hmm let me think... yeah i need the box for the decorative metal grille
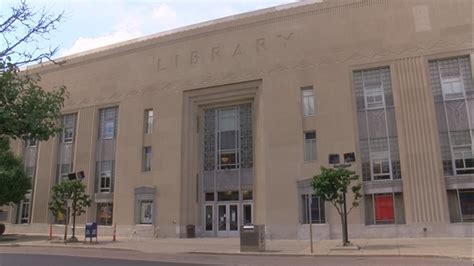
[203,109,216,171]
[240,103,253,169]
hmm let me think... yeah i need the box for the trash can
[85,222,98,243]
[240,224,265,252]
[186,224,195,238]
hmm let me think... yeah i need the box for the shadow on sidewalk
[362,244,410,250]
[0,234,49,243]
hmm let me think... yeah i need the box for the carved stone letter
[232,44,243,57]
[256,38,266,53]
[276,32,294,47]
[191,51,199,65]
[211,47,220,61]
[157,58,166,72]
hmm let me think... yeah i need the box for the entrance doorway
[217,203,239,237]
[204,201,253,237]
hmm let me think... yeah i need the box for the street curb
[0,243,135,253]
[186,251,473,260]
[1,243,471,260]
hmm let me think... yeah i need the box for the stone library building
[1,0,472,239]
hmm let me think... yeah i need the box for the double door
[205,202,253,237]
[217,203,239,237]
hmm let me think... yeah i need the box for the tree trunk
[72,201,76,239]
[63,208,68,241]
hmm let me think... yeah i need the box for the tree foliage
[0,138,30,206]
[0,62,66,141]
[312,166,362,217]
[49,180,92,219]
[0,1,66,206]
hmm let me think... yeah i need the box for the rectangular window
[18,195,31,224]
[459,190,474,222]
[301,87,315,116]
[99,107,118,140]
[96,203,113,226]
[429,56,473,176]
[301,194,325,224]
[304,131,317,161]
[58,163,71,181]
[354,67,402,182]
[452,146,474,174]
[217,107,240,169]
[365,193,405,225]
[139,200,153,224]
[447,189,474,222]
[370,152,391,180]
[142,146,152,172]
[205,192,214,201]
[98,161,112,193]
[217,191,239,201]
[144,109,154,134]
[61,113,76,143]
[365,84,384,109]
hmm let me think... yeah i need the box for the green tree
[312,166,362,246]
[0,138,30,206]
[49,180,91,241]
[0,1,66,213]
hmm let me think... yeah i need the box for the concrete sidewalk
[0,235,472,260]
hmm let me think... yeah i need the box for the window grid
[217,107,240,170]
[143,146,152,172]
[304,132,317,161]
[354,67,401,181]
[301,87,315,116]
[99,107,118,140]
[429,56,474,176]
[301,194,325,224]
[144,109,154,134]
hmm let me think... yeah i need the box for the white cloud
[152,4,177,21]
[60,17,142,57]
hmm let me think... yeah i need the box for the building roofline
[25,0,325,72]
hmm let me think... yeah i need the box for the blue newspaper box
[85,222,97,243]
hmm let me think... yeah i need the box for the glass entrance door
[217,203,239,237]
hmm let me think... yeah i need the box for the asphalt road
[0,247,471,266]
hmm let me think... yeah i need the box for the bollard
[113,223,116,242]
[48,224,52,240]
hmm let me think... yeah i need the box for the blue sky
[1,0,297,59]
